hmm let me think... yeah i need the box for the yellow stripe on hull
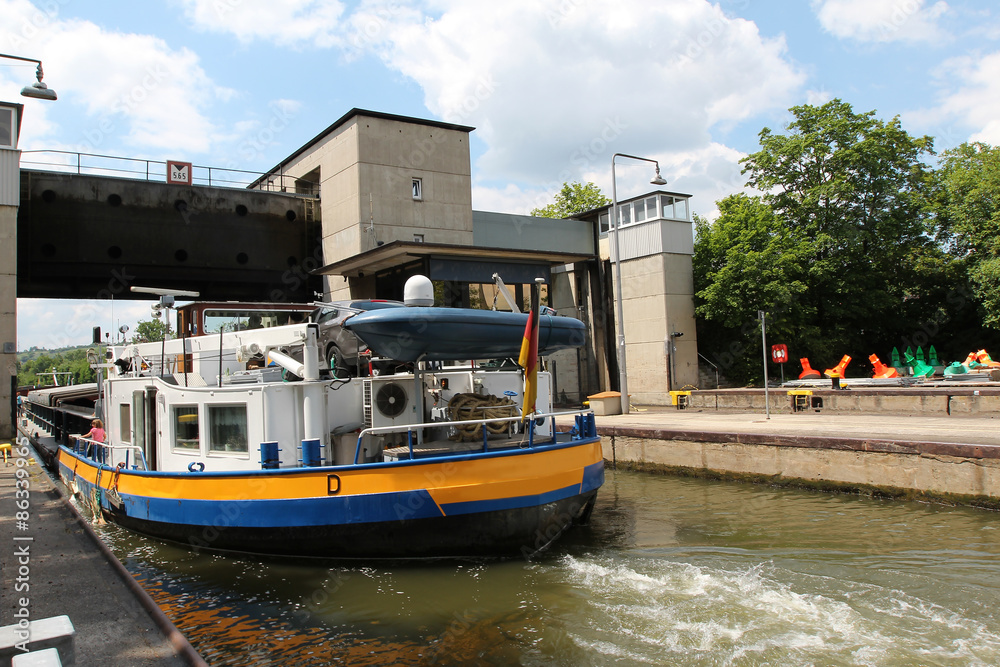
[58,441,604,503]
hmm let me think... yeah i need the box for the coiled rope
[448,392,518,441]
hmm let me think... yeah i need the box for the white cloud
[180,0,348,49]
[16,298,157,350]
[0,0,228,155]
[472,182,550,217]
[167,0,809,212]
[805,88,834,106]
[908,50,1000,146]
[472,142,751,221]
[354,0,804,190]
[812,0,949,43]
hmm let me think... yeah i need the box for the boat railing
[71,436,149,471]
[354,408,598,464]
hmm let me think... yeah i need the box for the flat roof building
[254,108,698,404]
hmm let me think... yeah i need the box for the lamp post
[610,153,667,415]
[0,53,58,100]
[1,52,55,440]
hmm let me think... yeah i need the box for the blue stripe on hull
[441,484,580,516]
[60,460,597,529]
[582,460,605,493]
[441,461,603,517]
[58,445,605,558]
[121,489,445,527]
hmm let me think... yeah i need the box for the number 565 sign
[167,160,192,185]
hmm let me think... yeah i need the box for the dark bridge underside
[17,171,323,302]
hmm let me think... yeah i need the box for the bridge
[17,151,323,302]
[3,151,324,439]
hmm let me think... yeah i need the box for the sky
[4,0,1000,350]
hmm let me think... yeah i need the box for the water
[93,471,1000,665]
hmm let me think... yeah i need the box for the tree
[695,100,958,383]
[931,142,1000,327]
[16,348,96,387]
[693,195,815,382]
[131,318,169,343]
[531,181,610,218]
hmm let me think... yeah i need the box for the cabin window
[0,108,13,148]
[132,391,145,452]
[208,405,248,453]
[119,404,131,443]
[173,406,200,450]
[660,195,674,219]
[645,196,658,219]
[633,198,647,222]
[618,204,632,226]
[674,197,688,220]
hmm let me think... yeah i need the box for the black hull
[106,491,599,560]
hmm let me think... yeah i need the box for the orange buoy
[975,349,1000,368]
[824,355,852,378]
[798,357,821,379]
[869,354,899,379]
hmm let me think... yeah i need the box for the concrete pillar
[0,156,17,441]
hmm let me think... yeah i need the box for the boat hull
[107,492,597,559]
[343,307,587,362]
[58,439,604,559]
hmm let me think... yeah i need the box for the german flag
[518,281,541,418]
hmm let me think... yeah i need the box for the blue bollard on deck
[259,441,280,469]
[300,438,322,467]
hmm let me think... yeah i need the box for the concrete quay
[685,384,1000,415]
[596,407,1000,507]
[0,442,205,666]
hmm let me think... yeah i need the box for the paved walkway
[595,406,1000,448]
[0,442,201,666]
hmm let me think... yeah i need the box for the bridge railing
[19,150,319,196]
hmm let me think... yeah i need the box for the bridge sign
[167,160,192,185]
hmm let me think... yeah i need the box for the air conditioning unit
[363,377,418,429]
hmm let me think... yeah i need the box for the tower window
[412,178,423,200]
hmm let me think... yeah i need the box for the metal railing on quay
[19,150,319,196]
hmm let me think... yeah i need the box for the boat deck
[382,433,556,461]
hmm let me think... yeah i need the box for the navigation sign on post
[771,343,788,364]
[167,160,192,185]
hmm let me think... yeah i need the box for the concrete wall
[273,113,474,300]
[548,268,582,404]
[1,145,17,439]
[603,435,1000,504]
[615,252,699,404]
[686,388,1000,415]
[1,204,13,439]
[18,171,320,302]
[546,264,606,405]
[473,211,594,255]
[357,117,473,251]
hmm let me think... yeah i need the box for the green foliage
[16,347,96,388]
[693,195,815,382]
[131,318,169,343]
[694,99,985,384]
[531,182,610,218]
[932,142,1000,327]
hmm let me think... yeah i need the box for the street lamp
[610,153,668,415]
[0,53,58,100]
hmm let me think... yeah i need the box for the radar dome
[403,275,434,307]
